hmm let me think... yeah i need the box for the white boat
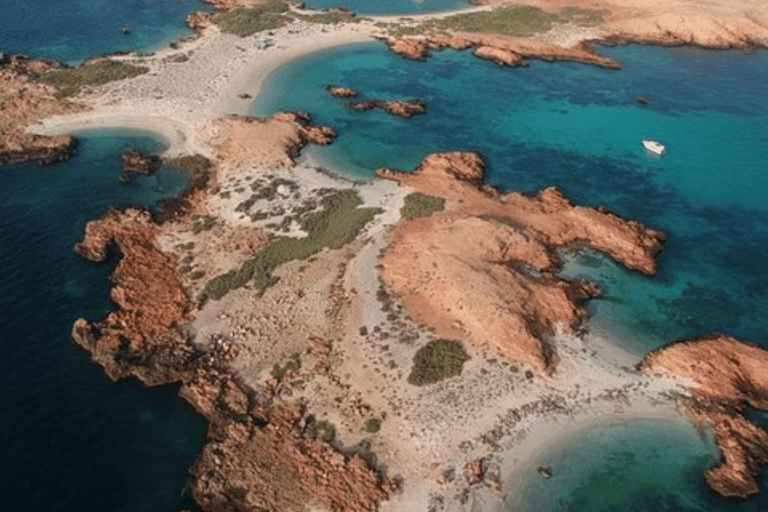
[642,139,666,155]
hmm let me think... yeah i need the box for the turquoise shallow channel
[252,42,768,510]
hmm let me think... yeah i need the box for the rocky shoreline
[639,335,768,498]
[0,54,86,165]
[377,152,663,375]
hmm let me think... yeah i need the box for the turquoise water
[505,419,728,512]
[0,133,207,511]
[252,43,768,355]
[252,42,768,510]
[303,0,470,15]
[0,0,209,64]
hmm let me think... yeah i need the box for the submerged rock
[121,148,161,175]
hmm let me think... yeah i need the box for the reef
[377,152,663,375]
[0,54,85,164]
[639,335,768,498]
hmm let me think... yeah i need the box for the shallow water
[504,419,728,512]
[0,133,207,511]
[252,42,768,355]
[0,0,208,64]
[252,42,768,510]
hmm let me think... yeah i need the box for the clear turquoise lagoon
[252,42,768,510]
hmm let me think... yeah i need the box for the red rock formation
[214,113,336,168]
[71,205,396,512]
[327,85,359,98]
[186,11,212,30]
[379,34,619,69]
[639,335,768,497]
[190,402,397,512]
[349,99,427,118]
[378,152,661,375]
[0,54,86,164]
[71,208,193,383]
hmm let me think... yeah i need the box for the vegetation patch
[426,6,559,36]
[294,11,359,25]
[192,215,217,235]
[303,415,336,443]
[199,189,380,301]
[400,192,445,219]
[559,7,604,26]
[389,5,601,38]
[212,1,291,36]
[42,60,149,98]
[271,352,301,379]
[364,418,382,433]
[408,339,470,386]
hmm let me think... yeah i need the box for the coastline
[6,1,768,511]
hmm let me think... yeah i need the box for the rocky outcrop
[186,11,212,30]
[639,335,768,498]
[0,54,86,165]
[378,152,663,375]
[214,112,336,168]
[191,401,397,512]
[71,205,396,511]
[121,148,161,175]
[379,34,619,69]
[327,85,359,98]
[72,208,193,383]
[349,99,427,118]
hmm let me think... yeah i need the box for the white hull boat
[642,139,666,155]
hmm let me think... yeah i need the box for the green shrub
[213,2,291,36]
[364,418,382,433]
[189,270,206,280]
[42,60,149,98]
[199,189,380,301]
[192,215,216,234]
[303,415,336,443]
[400,193,445,219]
[408,339,470,386]
[294,11,359,25]
[390,5,565,39]
[271,352,301,379]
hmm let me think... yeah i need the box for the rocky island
[4,0,768,510]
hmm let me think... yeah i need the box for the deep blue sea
[0,133,207,511]
[252,43,768,510]
[3,0,768,510]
